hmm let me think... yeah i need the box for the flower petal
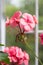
[33,15,38,24]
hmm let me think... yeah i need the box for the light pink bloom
[6,11,38,32]
[20,13,38,32]
[4,47,9,54]
[6,11,22,27]
[23,51,29,65]
[33,15,38,24]
[4,46,29,65]
[23,51,29,60]
[16,47,24,59]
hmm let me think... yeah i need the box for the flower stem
[24,40,43,65]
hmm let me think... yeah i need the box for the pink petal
[20,18,35,32]
[23,51,29,60]
[10,19,18,27]
[24,25,31,32]
[21,13,36,32]
[4,47,9,53]
[20,18,27,26]
[16,47,24,59]
[12,57,17,62]
[18,59,23,64]
[6,11,22,28]
[28,21,35,29]
[11,11,22,19]
[22,13,34,23]
[33,15,38,24]
[24,60,29,65]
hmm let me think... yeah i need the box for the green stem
[24,40,43,65]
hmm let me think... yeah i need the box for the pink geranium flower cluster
[4,46,29,65]
[6,11,38,32]
[39,33,43,45]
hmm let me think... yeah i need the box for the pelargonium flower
[4,46,29,65]
[39,33,43,45]
[6,11,38,32]
[6,11,22,27]
[19,13,38,32]
[23,51,29,65]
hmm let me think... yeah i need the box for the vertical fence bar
[0,0,2,51]
[0,0,6,51]
[1,18,6,51]
[35,0,39,65]
[0,1,1,44]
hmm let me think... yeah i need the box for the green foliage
[20,0,35,14]
[5,5,19,18]
[39,16,43,30]
[6,26,26,50]
[0,44,4,46]
[39,0,43,16]
[0,52,10,64]
[20,0,43,16]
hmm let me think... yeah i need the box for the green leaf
[0,44,4,46]
[0,52,10,64]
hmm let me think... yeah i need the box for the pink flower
[23,51,29,60]
[19,13,38,32]
[6,11,38,32]
[33,15,38,24]
[39,33,43,45]
[4,46,29,65]
[17,51,29,65]
[23,51,29,65]
[6,11,22,27]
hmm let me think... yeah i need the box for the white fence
[0,0,6,51]
[0,0,43,65]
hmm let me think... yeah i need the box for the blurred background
[0,0,43,65]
